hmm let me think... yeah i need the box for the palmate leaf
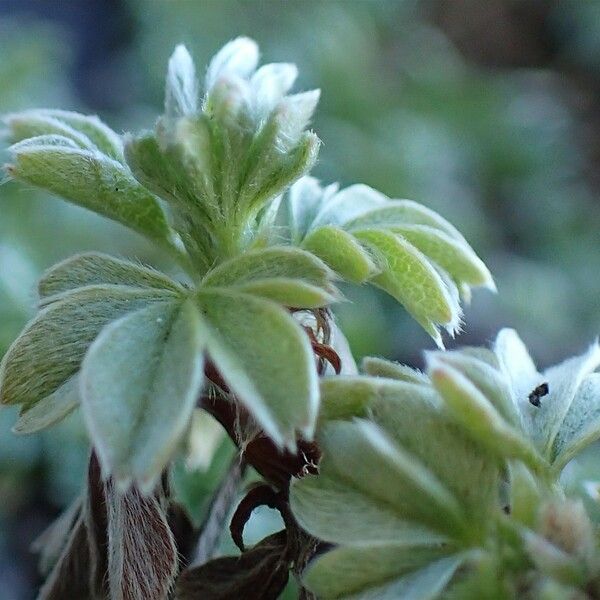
[0,285,178,409]
[286,177,494,347]
[202,246,339,308]
[196,288,319,448]
[81,300,204,490]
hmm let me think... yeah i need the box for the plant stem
[190,453,247,566]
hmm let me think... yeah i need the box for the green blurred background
[1,1,600,597]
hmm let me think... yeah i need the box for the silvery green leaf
[38,252,183,301]
[273,90,320,152]
[5,111,96,150]
[311,184,388,230]
[551,373,600,471]
[288,176,338,243]
[310,420,466,537]
[361,356,430,385]
[13,375,79,435]
[394,224,495,290]
[303,544,462,600]
[318,376,392,422]
[0,285,174,408]
[291,454,448,546]
[531,340,600,463]
[250,62,298,121]
[9,134,80,151]
[427,354,542,470]
[494,328,541,411]
[81,300,204,489]
[233,278,338,308]
[196,288,318,448]
[6,109,124,160]
[368,384,499,529]
[427,350,519,427]
[354,229,460,347]
[330,320,358,375]
[302,225,378,283]
[7,144,177,249]
[165,45,198,119]
[205,37,259,92]
[202,246,334,289]
[345,199,466,242]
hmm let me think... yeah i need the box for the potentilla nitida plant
[2,38,600,600]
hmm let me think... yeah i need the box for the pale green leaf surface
[361,357,430,386]
[196,288,318,447]
[38,252,183,300]
[428,357,541,470]
[288,176,336,242]
[81,300,204,489]
[311,184,388,230]
[304,544,460,600]
[13,375,80,435]
[531,341,600,460]
[392,224,495,289]
[291,463,447,546]
[427,351,519,427]
[234,278,338,308]
[205,36,259,91]
[315,420,466,537]
[551,373,600,471]
[353,229,459,345]
[202,246,334,289]
[0,286,173,407]
[368,388,499,529]
[345,200,466,242]
[6,109,124,160]
[509,461,542,526]
[8,146,175,247]
[302,225,378,283]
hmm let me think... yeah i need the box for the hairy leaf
[197,288,318,448]
[13,375,79,434]
[7,144,176,249]
[354,229,460,347]
[39,252,182,301]
[81,300,204,489]
[361,357,430,385]
[302,225,378,283]
[303,544,462,600]
[165,45,198,119]
[0,286,174,407]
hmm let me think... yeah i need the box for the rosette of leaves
[286,176,495,348]
[0,38,496,599]
[291,330,600,599]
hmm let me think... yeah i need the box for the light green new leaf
[288,177,337,243]
[427,356,542,472]
[13,375,80,435]
[302,225,378,283]
[233,278,337,308]
[361,357,430,386]
[354,229,460,347]
[38,252,183,301]
[6,109,124,160]
[303,544,462,600]
[532,340,600,462]
[0,286,175,408]
[310,420,466,537]
[345,200,466,241]
[551,374,600,471]
[202,246,334,288]
[291,455,447,546]
[7,145,176,249]
[393,224,495,290]
[196,288,318,447]
[81,300,204,489]
[165,45,199,119]
[367,385,499,531]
